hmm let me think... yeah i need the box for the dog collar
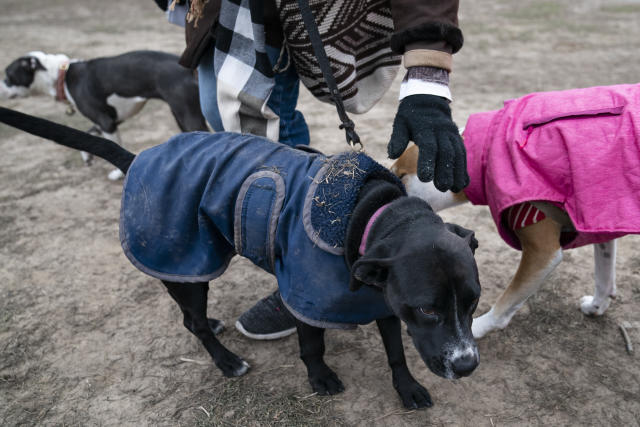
[358,203,391,255]
[55,62,69,102]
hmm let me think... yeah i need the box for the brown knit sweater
[179,0,462,69]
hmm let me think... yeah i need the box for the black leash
[295,0,363,150]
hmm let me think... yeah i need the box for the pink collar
[358,203,391,255]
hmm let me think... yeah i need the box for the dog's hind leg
[73,98,126,179]
[162,281,249,377]
[169,105,209,132]
[294,319,344,395]
[376,316,432,409]
[472,218,563,339]
[162,81,209,132]
[81,125,103,165]
[580,240,617,316]
[96,129,127,180]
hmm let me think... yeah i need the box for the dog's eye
[418,307,440,321]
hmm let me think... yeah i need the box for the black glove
[388,94,469,193]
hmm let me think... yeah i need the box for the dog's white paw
[472,310,499,339]
[108,169,124,181]
[80,151,93,166]
[580,295,610,316]
[233,360,250,377]
[472,308,513,339]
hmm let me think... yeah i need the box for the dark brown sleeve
[389,0,463,54]
[178,0,221,69]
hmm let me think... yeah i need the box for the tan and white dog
[392,144,617,339]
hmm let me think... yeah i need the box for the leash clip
[339,120,363,152]
[349,140,364,152]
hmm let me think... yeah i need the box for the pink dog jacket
[463,84,640,250]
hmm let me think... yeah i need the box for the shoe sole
[235,320,297,340]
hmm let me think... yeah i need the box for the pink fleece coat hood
[462,83,640,250]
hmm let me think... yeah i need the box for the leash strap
[295,0,362,150]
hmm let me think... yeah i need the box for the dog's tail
[0,107,135,173]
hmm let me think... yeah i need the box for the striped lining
[505,202,546,230]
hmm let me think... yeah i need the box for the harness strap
[295,0,362,150]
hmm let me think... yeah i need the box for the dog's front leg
[473,218,563,338]
[162,281,249,377]
[376,316,432,409]
[81,125,102,165]
[97,128,125,180]
[581,240,617,316]
[295,319,344,395]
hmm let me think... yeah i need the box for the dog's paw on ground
[108,168,124,180]
[308,367,345,395]
[472,310,500,339]
[395,379,433,409]
[215,351,250,377]
[579,295,610,316]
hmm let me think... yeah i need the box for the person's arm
[179,0,221,69]
[387,0,468,192]
[390,0,462,75]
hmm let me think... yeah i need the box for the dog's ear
[350,258,391,291]
[349,242,394,291]
[28,57,45,71]
[445,223,479,254]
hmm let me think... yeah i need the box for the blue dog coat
[120,132,403,328]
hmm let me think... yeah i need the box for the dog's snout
[451,350,479,377]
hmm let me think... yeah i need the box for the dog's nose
[451,352,479,377]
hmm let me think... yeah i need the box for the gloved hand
[388,94,469,192]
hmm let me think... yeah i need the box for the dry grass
[187,378,345,426]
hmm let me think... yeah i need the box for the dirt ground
[1,0,639,425]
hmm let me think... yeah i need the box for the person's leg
[197,48,225,132]
[197,45,309,147]
[264,45,310,146]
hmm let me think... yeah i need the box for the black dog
[1,50,208,179]
[0,107,481,409]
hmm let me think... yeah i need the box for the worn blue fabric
[120,132,400,328]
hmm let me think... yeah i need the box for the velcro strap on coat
[234,171,285,273]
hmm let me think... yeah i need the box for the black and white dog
[1,50,208,179]
[0,107,482,410]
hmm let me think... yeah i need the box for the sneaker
[235,290,297,340]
